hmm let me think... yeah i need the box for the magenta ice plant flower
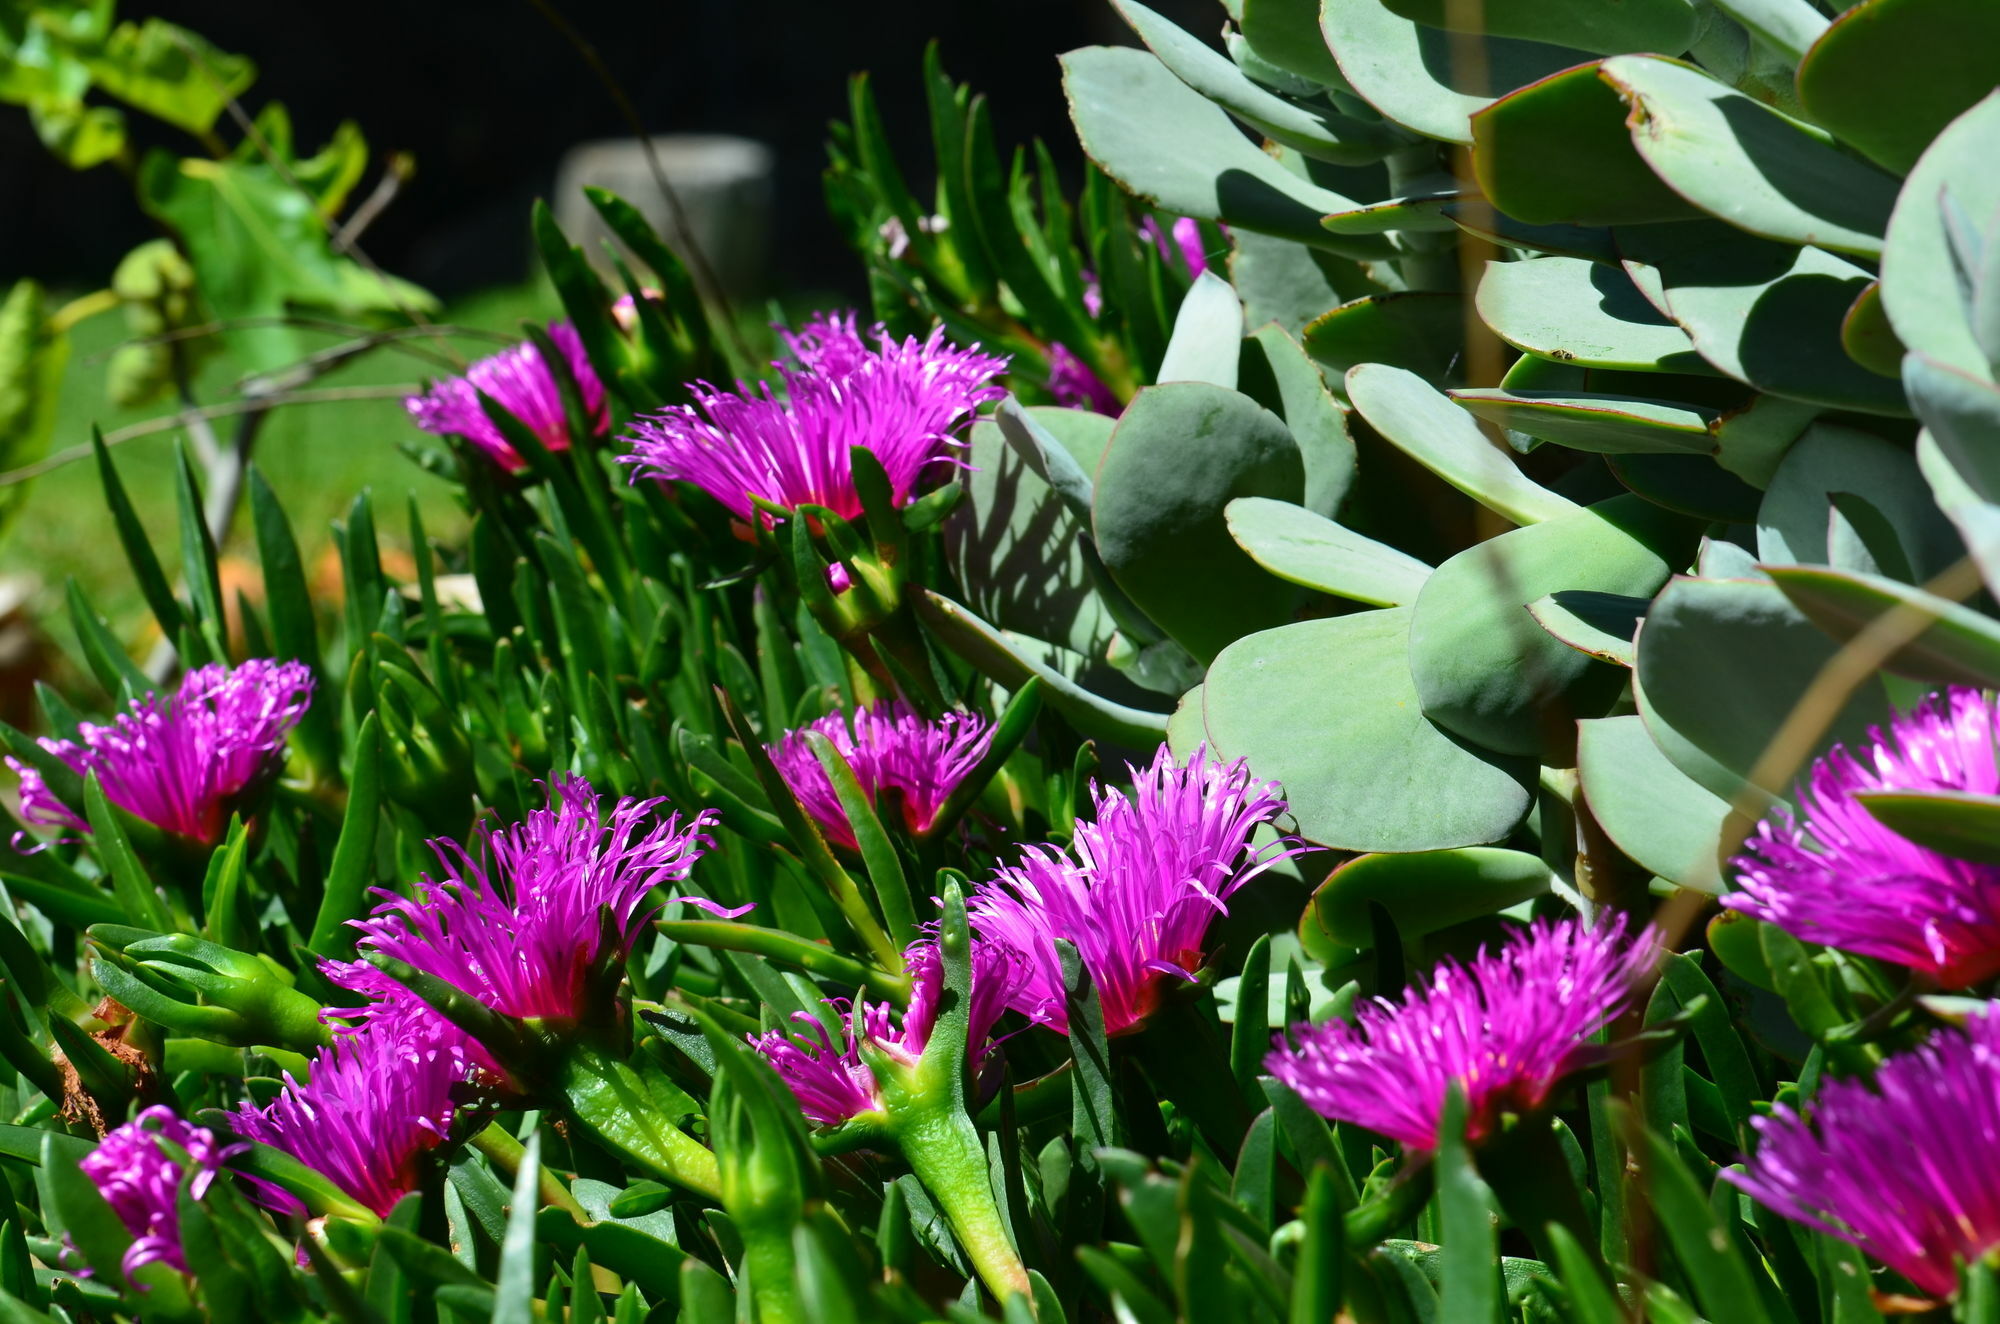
[621,311,1007,523]
[1727,687,2000,987]
[751,935,1041,1127]
[1046,343,1118,415]
[1141,215,1217,279]
[327,775,735,1059]
[1266,916,1656,1152]
[80,1107,243,1278]
[232,1009,469,1218]
[1727,1009,2000,1300]
[968,745,1298,1036]
[766,701,992,849]
[10,659,312,844]
[405,320,608,471]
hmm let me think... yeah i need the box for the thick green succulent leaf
[1796,0,2000,175]
[1240,323,1355,516]
[1525,589,1646,666]
[1202,610,1534,851]
[1320,188,1463,236]
[1577,715,1731,890]
[1907,353,2000,502]
[1616,222,1910,416]
[1318,0,1581,145]
[1765,563,2000,688]
[1634,576,1889,800]
[1093,383,1305,661]
[1345,363,1580,525]
[1854,789,2000,866]
[1228,230,1384,338]
[1608,453,1764,522]
[1839,281,1906,379]
[946,406,1119,668]
[1225,497,1432,605]
[1311,847,1553,947]
[1409,494,1696,756]
[1916,430,2000,596]
[1240,0,1349,87]
[1304,291,1463,387]
[1476,255,1716,375]
[1113,0,1398,166]
[1447,206,1625,263]
[916,591,1170,752]
[1382,0,1695,55]
[1707,0,1829,64]
[1062,46,1375,252]
[1756,424,1960,581]
[1449,388,1718,455]
[1881,92,2000,377]
[1157,271,1244,389]
[1599,55,1898,259]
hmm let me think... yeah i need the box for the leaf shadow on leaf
[1714,96,1897,240]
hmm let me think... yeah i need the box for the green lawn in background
[3,280,563,655]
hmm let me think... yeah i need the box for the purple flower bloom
[405,321,608,471]
[766,701,992,849]
[232,1011,468,1218]
[1265,916,1655,1153]
[751,935,1040,1127]
[1046,344,1119,415]
[1141,216,1218,279]
[328,776,734,1055]
[80,1107,242,1278]
[10,659,313,844]
[1726,687,2000,987]
[620,312,1007,523]
[1726,1009,2000,1300]
[969,746,1298,1036]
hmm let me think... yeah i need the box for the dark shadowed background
[3,0,1214,295]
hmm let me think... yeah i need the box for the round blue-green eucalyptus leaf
[1092,383,1305,663]
[1202,610,1535,852]
[1409,494,1698,757]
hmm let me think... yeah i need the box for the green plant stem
[654,919,910,1004]
[470,1122,587,1219]
[894,1097,1031,1306]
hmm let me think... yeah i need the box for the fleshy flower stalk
[405,320,608,471]
[327,774,733,1059]
[969,745,1299,1035]
[750,933,1040,1128]
[231,1009,468,1217]
[620,311,1006,524]
[1726,1009,2000,1301]
[80,1106,242,1278]
[1726,686,2000,986]
[1265,916,1656,1152]
[11,659,312,844]
[766,701,992,849]
[755,889,1033,1304]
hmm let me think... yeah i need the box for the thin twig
[334,151,414,251]
[523,0,757,369]
[0,385,421,487]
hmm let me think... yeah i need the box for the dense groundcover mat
[7,0,2000,1319]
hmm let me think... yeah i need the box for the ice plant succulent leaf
[968,744,1299,1035]
[330,775,726,1046]
[765,700,993,849]
[9,659,313,843]
[230,1008,468,1218]
[620,311,1007,522]
[1264,915,1655,1152]
[405,320,609,470]
[1727,1009,2000,1300]
[80,1106,242,1278]
[1726,686,2000,987]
